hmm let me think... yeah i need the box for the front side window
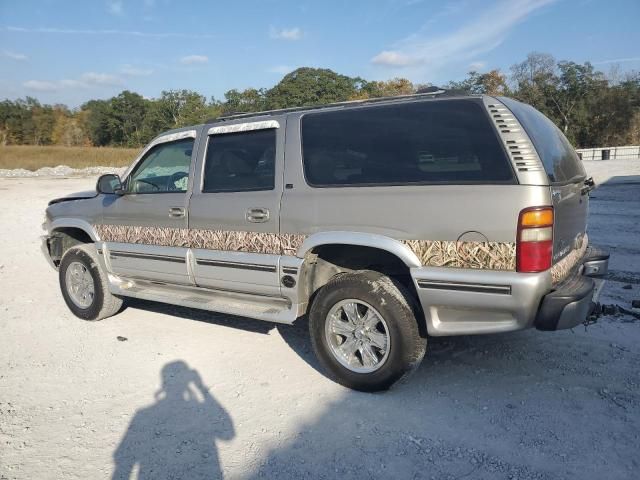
[301,99,514,187]
[203,129,276,193]
[128,138,194,193]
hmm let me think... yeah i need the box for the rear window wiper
[581,176,595,195]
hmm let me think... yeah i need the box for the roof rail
[209,87,452,122]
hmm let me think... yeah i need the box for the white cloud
[23,80,59,92]
[270,26,303,41]
[120,64,154,76]
[268,65,294,75]
[371,0,556,73]
[593,56,640,65]
[468,61,487,71]
[107,0,123,16]
[180,55,208,65]
[2,50,28,61]
[3,26,217,40]
[371,50,420,67]
[80,72,123,86]
[24,72,123,92]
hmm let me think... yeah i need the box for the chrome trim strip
[109,251,186,264]
[207,120,280,136]
[417,279,512,295]
[195,259,277,273]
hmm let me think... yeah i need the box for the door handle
[168,207,186,218]
[246,207,270,223]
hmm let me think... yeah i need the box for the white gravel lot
[1,160,639,480]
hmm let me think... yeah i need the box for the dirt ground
[1,160,639,479]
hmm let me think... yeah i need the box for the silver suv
[42,93,609,391]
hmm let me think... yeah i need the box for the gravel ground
[0,160,639,480]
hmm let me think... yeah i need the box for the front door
[99,132,198,284]
[188,120,284,296]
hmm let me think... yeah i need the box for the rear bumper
[534,247,609,331]
[410,245,609,336]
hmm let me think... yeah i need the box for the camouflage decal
[403,240,517,271]
[95,223,519,270]
[550,234,588,285]
[94,224,306,256]
[94,225,191,248]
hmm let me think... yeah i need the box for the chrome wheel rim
[65,261,95,309]
[324,299,390,373]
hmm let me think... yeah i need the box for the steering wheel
[135,178,161,192]
[167,171,189,191]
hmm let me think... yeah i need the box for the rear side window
[301,99,514,187]
[203,129,276,193]
[500,97,586,184]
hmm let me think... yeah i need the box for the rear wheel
[309,270,426,391]
[59,244,125,321]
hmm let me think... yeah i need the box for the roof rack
[210,87,452,122]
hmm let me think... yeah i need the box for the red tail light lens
[517,207,553,273]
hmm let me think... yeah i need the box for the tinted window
[301,100,513,187]
[128,138,193,193]
[203,129,276,192]
[500,97,586,183]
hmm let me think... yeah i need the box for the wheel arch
[46,219,99,267]
[293,232,424,331]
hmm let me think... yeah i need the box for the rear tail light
[517,207,553,273]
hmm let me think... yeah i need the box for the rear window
[500,97,586,184]
[301,99,514,187]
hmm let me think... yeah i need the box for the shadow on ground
[112,360,234,480]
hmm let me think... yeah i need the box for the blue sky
[1,0,639,107]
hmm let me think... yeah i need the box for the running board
[108,276,299,324]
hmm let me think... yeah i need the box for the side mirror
[97,174,124,195]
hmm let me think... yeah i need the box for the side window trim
[199,122,279,193]
[125,136,196,195]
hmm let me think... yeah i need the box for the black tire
[309,270,426,392]
[59,244,125,321]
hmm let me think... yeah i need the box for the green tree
[265,68,364,109]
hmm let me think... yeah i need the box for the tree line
[1,52,639,149]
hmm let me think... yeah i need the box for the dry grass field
[0,145,141,170]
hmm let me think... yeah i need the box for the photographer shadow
[112,361,234,480]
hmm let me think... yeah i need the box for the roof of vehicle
[210,88,482,123]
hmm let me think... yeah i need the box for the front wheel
[309,270,426,391]
[59,244,125,321]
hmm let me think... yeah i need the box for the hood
[48,189,98,206]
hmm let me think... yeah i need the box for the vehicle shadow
[112,360,234,480]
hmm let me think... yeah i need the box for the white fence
[576,145,640,161]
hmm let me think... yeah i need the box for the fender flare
[50,218,100,242]
[296,231,422,268]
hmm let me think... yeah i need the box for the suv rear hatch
[500,97,589,265]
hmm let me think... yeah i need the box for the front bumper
[41,235,57,269]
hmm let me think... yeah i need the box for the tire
[59,244,125,321]
[309,270,426,392]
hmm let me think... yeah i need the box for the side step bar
[108,276,301,325]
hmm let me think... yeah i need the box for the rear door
[501,98,588,263]
[187,119,284,296]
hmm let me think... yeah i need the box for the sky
[1,0,639,107]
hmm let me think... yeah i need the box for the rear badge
[281,275,296,288]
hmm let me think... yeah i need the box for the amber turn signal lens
[520,208,553,228]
